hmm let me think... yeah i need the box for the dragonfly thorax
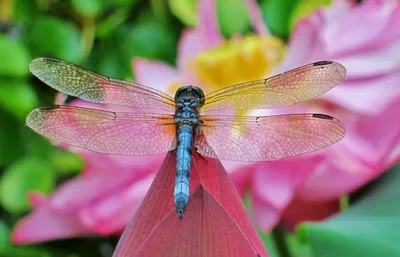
[174,86,204,125]
[174,100,199,125]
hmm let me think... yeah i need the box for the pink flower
[134,0,284,96]
[113,149,269,257]
[12,150,164,243]
[133,0,400,232]
[243,0,400,230]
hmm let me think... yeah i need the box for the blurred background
[0,0,399,256]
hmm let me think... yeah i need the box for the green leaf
[217,0,251,38]
[0,221,9,253]
[0,36,30,77]
[0,80,38,120]
[1,246,52,257]
[258,231,279,257]
[30,15,82,63]
[96,9,129,39]
[71,0,103,17]
[96,53,125,78]
[289,0,331,32]
[24,130,55,159]
[260,0,299,39]
[119,21,177,67]
[50,149,85,175]
[0,110,25,166]
[298,166,400,257]
[168,0,197,27]
[103,0,140,8]
[0,157,55,213]
[13,0,39,24]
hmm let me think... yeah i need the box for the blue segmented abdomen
[174,124,193,219]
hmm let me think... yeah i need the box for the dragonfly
[27,58,346,219]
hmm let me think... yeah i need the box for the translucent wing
[26,105,177,155]
[195,114,345,161]
[201,61,346,112]
[29,58,176,112]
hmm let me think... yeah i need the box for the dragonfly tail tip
[176,206,185,220]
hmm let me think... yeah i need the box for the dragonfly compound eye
[174,85,205,107]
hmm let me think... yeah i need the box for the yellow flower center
[191,35,285,93]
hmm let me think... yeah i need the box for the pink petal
[273,14,323,73]
[297,99,400,201]
[54,93,68,104]
[112,151,179,256]
[245,0,270,36]
[196,0,224,48]
[134,186,264,257]
[177,30,206,69]
[228,163,252,196]
[12,206,96,244]
[50,162,153,212]
[132,58,179,92]
[369,3,400,49]
[176,29,212,86]
[321,0,395,56]
[192,154,268,256]
[78,175,154,235]
[281,196,339,231]
[28,192,48,208]
[113,149,268,257]
[322,71,400,115]
[335,42,400,79]
[249,156,322,231]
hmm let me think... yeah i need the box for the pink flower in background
[134,0,284,95]
[242,0,400,230]
[134,0,400,232]
[12,147,163,243]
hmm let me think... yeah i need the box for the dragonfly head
[174,86,205,108]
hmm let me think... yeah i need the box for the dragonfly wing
[27,105,177,155]
[201,61,346,112]
[29,58,176,112]
[195,114,345,161]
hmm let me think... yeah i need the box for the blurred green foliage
[298,166,400,257]
[289,0,331,31]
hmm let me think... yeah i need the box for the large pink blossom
[244,0,400,230]
[133,0,400,231]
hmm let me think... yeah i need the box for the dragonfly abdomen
[174,124,194,220]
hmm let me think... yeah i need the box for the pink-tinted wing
[195,114,345,161]
[201,61,346,112]
[29,58,176,112]
[26,105,177,155]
